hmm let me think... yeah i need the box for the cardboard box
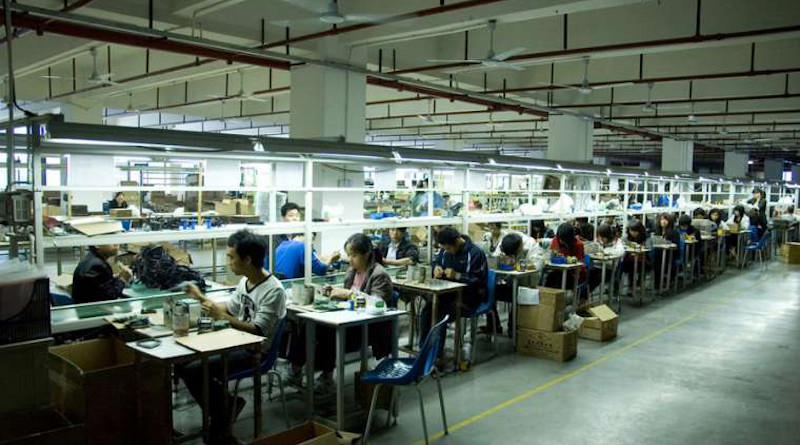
[42,205,63,218]
[516,328,577,362]
[54,274,73,293]
[214,199,239,215]
[0,407,84,445]
[67,217,122,236]
[517,287,565,332]
[250,421,360,445]
[579,305,619,342]
[48,338,170,445]
[788,242,800,264]
[109,208,133,218]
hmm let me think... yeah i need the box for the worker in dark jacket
[378,227,420,266]
[72,245,131,304]
[419,227,488,350]
[108,192,128,210]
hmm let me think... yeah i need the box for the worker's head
[709,208,723,223]
[556,223,576,249]
[436,227,463,255]
[627,220,645,242]
[659,213,675,230]
[345,233,374,272]
[597,223,615,245]
[752,188,765,199]
[733,205,745,219]
[91,244,119,259]
[280,202,301,222]
[113,192,125,205]
[500,233,523,257]
[389,227,406,244]
[678,214,692,230]
[226,230,266,275]
[488,222,504,238]
[693,208,707,219]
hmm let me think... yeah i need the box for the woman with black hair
[620,220,652,293]
[108,191,128,210]
[748,188,767,215]
[530,219,555,240]
[726,205,750,258]
[545,223,586,288]
[708,208,727,230]
[652,213,679,288]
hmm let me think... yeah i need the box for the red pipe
[391,24,800,75]
[0,0,97,44]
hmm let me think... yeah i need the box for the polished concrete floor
[176,260,800,444]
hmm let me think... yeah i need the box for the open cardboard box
[517,287,565,332]
[250,422,360,445]
[579,304,619,342]
[66,216,122,237]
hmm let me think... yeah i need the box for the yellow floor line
[411,272,769,445]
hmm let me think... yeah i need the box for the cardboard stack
[516,287,577,362]
[249,421,360,445]
[578,304,619,341]
[787,242,800,264]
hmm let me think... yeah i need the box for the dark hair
[500,233,523,256]
[345,233,376,264]
[657,213,675,235]
[732,205,745,222]
[597,224,615,242]
[627,220,646,243]
[678,214,692,228]
[708,208,723,222]
[280,202,301,217]
[391,226,407,233]
[488,222,503,229]
[692,208,707,218]
[114,192,124,199]
[227,230,266,268]
[436,227,461,246]
[556,223,576,248]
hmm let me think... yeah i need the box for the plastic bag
[563,313,585,331]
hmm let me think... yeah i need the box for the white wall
[68,154,116,212]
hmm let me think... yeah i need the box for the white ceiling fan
[542,57,634,95]
[275,0,385,26]
[641,83,690,113]
[417,100,442,125]
[427,20,526,72]
[42,47,119,87]
[207,69,284,104]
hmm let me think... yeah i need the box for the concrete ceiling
[1,0,800,171]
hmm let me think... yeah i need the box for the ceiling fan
[541,57,634,95]
[42,47,119,87]
[641,83,690,113]
[275,0,384,26]
[207,69,283,104]
[417,100,443,125]
[426,20,526,72]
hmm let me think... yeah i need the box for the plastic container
[172,301,190,337]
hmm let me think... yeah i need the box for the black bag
[133,245,207,290]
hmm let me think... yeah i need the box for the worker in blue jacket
[274,233,340,279]
[419,226,488,351]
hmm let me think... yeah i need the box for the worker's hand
[433,266,444,278]
[444,268,457,279]
[184,282,205,301]
[117,265,132,283]
[502,255,516,266]
[328,287,350,300]
[330,250,341,262]
[201,300,224,319]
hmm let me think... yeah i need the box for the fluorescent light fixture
[557,164,564,171]
[488,157,497,165]
[392,151,402,162]
[606,168,613,175]
[253,141,265,152]
[644,171,649,176]
[748,160,754,165]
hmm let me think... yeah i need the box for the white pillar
[791,164,800,184]
[763,159,783,181]
[661,138,693,172]
[724,151,748,178]
[290,41,367,254]
[546,114,593,163]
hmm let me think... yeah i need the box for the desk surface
[545,261,583,269]
[591,253,624,261]
[653,243,678,249]
[297,309,406,328]
[126,328,263,361]
[492,268,538,276]
[391,278,466,292]
[123,280,233,299]
[625,247,652,253]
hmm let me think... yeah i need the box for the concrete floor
[180,260,800,445]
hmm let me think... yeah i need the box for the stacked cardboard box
[579,304,619,342]
[788,242,800,264]
[516,287,577,362]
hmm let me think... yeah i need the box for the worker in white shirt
[482,222,507,256]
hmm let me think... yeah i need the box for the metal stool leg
[434,368,448,435]
[416,384,430,445]
[363,383,382,445]
[269,370,290,429]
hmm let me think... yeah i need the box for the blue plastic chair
[50,292,74,306]
[362,316,450,445]
[462,270,498,364]
[227,318,289,430]
[574,254,592,304]
[745,230,770,270]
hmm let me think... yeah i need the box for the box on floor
[517,287,565,332]
[249,421,360,445]
[578,304,619,342]
[787,242,800,264]
[516,328,577,362]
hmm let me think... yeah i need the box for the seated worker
[530,219,554,240]
[482,222,507,255]
[484,231,549,335]
[181,230,287,444]
[419,227,488,351]
[653,213,680,287]
[573,217,595,241]
[678,214,701,240]
[708,208,727,230]
[275,202,301,248]
[108,192,128,210]
[780,205,798,222]
[274,233,340,279]
[378,227,420,267]
[544,223,586,289]
[72,245,132,304]
[287,233,393,392]
[726,205,750,257]
[692,208,707,219]
[587,224,625,292]
[621,220,652,293]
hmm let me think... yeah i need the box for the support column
[724,151,749,178]
[763,159,784,181]
[546,114,593,163]
[290,41,367,254]
[661,138,693,172]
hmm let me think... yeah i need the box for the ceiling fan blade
[590,82,635,90]
[496,62,525,71]
[493,46,526,62]
[243,96,272,103]
[279,0,328,14]
[426,59,482,63]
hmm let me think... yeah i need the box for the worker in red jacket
[545,223,586,289]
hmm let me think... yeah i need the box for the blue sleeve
[310,250,329,276]
[456,250,488,288]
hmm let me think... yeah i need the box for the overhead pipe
[0,0,97,44]
[3,0,13,190]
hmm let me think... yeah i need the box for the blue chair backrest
[390,289,401,308]
[50,292,74,306]
[264,317,287,370]
[486,269,497,308]
[583,254,591,270]
[755,230,770,250]
[748,226,759,244]
[410,315,449,380]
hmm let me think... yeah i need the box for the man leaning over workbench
[180,230,287,445]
